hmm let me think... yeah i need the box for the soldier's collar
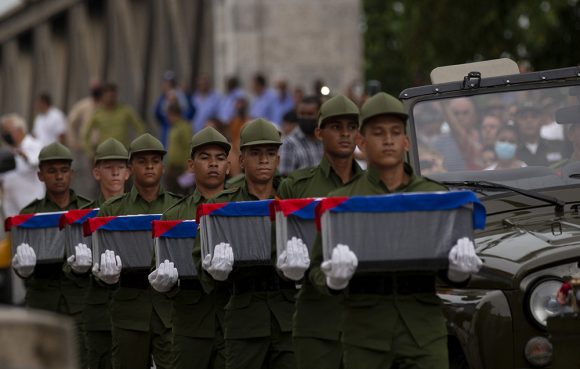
[320,156,364,179]
[367,163,416,190]
[242,179,276,200]
[129,185,165,202]
[42,189,78,208]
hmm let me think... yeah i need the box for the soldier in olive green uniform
[156,127,231,369]
[278,95,363,369]
[93,134,181,369]
[310,93,482,369]
[12,142,92,367]
[83,138,131,369]
[195,119,297,369]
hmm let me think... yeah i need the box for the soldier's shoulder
[164,191,184,201]
[99,193,128,209]
[19,198,43,214]
[416,175,447,191]
[285,166,317,183]
[162,196,191,219]
[212,186,240,202]
[76,195,93,208]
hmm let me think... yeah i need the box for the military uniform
[278,95,362,369]
[82,138,130,369]
[161,127,231,369]
[310,93,450,369]
[194,119,297,369]
[97,134,181,369]
[19,142,92,368]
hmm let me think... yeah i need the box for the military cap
[94,138,129,163]
[39,142,73,162]
[129,133,166,157]
[318,95,359,127]
[190,127,231,155]
[240,118,282,148]
[360,92,408,129]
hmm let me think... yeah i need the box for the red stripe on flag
[83,216,116,237]
[4,214,34,232]
[269,198,316,220]
[152,220,181,238]
[195,203,227,223]
[315,197,349,231]
[59,209,96,229]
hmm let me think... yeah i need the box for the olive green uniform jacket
[97,186,181,332]
[161,189,230,338]
[278,157,362,340]
[19,190,92,313]
[82,195,114,332]
[311,164,451,351]
[193,180,296,340]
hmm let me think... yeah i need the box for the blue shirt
[272,93,294,126]
[249,89,277,124]
[154,90,194,147]
[191,91,222,132]
[218,88,245,124]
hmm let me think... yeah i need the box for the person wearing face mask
[486,126,527,170]
[0,114,45,217]
[278,96,323,175]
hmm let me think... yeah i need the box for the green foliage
[363,0,580,94]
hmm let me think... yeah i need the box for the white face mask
[495,141,517,161]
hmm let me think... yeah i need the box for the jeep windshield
[411,85,580,192]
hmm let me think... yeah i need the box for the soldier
[149,127,231,369]
[310,93,482,369]
[82,138,131,369]
[195,118,297,369]
[277,94,363,369]
[92,133,181,369]
[11,142,92,367]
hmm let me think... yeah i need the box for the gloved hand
[202,242,234,281]
[320,244,358,290]
[277,237,310,281]
[92,250,122,285]
[67,243,93,274]
[12,243,36,278]
[447,237,483,283]
[148,260,179,293]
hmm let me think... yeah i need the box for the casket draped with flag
[152,220,197,278]
[84,214,161,270]
[316,191,486,272]
[270,198,320,258]
[5,212,67,263]
[59,209,99,258]
[197,200,273,266]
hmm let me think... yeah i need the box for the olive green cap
[129,133,166,158]
[94,138,129,163]
[190,127,231,155]
[318,95,359,127]
[240,118,282,148]
[38,142,73,163]
[360,92,408,130]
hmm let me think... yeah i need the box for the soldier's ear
[314,127,322,141]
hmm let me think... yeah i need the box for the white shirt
[33,107,67,146]
[1,135,45,217]
[541,121,565,141]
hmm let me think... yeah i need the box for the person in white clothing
[0,114,45,217]
[32,93,67,146]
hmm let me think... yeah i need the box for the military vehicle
[401,59,580,369]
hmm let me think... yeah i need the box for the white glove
[447,237,483,283]
[320,244,358,290]
[12,243,36,278]
[148,260,179,293]
[277,237,310,281]
[67,243,93,274]
[202,242,234,281]
[92,250,122,285]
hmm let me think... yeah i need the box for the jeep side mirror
[555,105,580,125]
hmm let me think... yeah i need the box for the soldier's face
[93,160,130,195]
[129,152,164,187]
[317,117,359,158]
[38,161,73,195]
[240,145,279,184]
[359,117,409,169]
[189,145,230,190]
